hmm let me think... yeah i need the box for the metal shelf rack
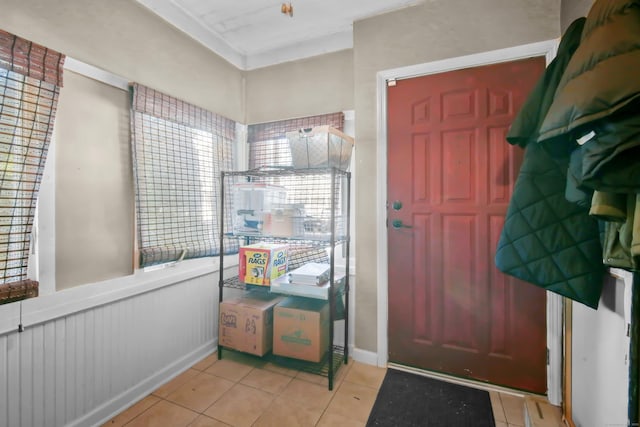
[217,167,351,390]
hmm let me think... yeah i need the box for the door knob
[392,201,403,210]
[392,219,412,229]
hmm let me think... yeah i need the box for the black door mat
[366,368,496,427]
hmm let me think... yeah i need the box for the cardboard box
[273,297,330,362]
[263,204,305,238]
[239,243,288,286]
[219,292,283,356]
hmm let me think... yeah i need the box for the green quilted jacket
[495,17,605,309]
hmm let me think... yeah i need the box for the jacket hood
[537,0,640,142]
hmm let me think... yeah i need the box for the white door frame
[375,39,562,404]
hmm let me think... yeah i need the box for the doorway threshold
[388,363,563,426]
[387,362,542,398]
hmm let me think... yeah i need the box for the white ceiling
[136,0,424,70]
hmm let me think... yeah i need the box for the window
[247,113,345,221]
[130,84,237,267]
[0,30,65,304]
[248,113,344,169]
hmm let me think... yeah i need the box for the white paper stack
[270,273,346,300]
[288,262,331,285]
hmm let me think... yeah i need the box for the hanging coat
[537,0,640,272]
[495,17,605,309]
[537,0,640,142]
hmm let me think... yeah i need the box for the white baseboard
[76,340,217,427]
[351,347,380,366]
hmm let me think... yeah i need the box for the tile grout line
[144,366,245,426]
[492,391,508,424]
[499,392,526,427]
[120,396,163,427]
[312,374,347,426]
[116,360,529,427]
[119,355,363,427]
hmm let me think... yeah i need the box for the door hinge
[546,348,550,365]
[387,78,397,87]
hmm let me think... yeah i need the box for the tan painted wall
[0,0,244,289]
[245,50,354,124]
[0,0,243,121]
[352,0,560,352]
[54,72,134,290]
[2,0,561,344]
[561,0,594,32]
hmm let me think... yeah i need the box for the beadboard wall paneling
[0,272,216,427]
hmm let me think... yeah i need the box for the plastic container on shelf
[232,183,287,235]
[263,203,306,238]
[286,125,354,171]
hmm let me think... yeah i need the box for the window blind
[130,83,237,267]
[248,112,344,169]
[246,112,346,232]
[0,30,65,304]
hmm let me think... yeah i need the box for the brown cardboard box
[263,204,305,238]
[219,292,283,356]
[273,297,330,363]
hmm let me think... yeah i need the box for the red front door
[387,57,547,393]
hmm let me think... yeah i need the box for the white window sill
[0,255,238,335]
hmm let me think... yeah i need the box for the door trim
[375,39,561,403]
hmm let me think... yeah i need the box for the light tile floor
[102,350,529,427]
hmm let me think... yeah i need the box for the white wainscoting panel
[0,272,217,427]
